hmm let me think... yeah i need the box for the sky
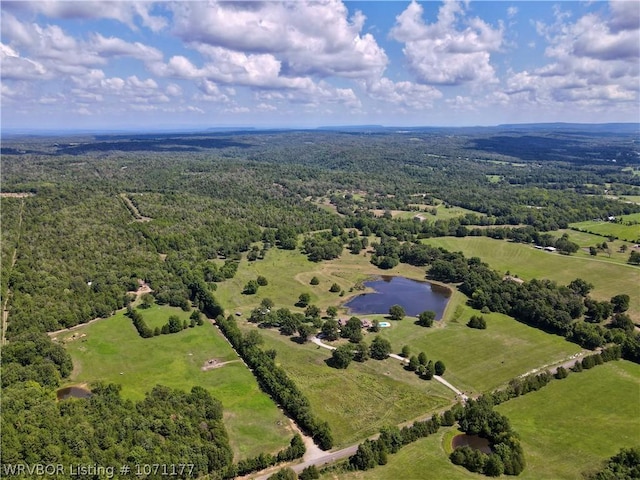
[1,0,639,131]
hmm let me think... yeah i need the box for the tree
[326,306,338,319]
[299,465,320,480]
[268,468,297,480]
[467,315,487,329]
[256,275,268,286]
[568,278,593,297]
[417,310,435,327]
[167,315,183,333]
[329,283,341,293]
[243,280,259,295]
[370,336,392,360]
[627,251,640,265]
[423,360,435,379]
[297,324,314,342]
[418,351,428,366]
[305,304,321,320]
[261,298,274,310]
[401,345,411,358]
[434,360,446,376]
[310,276,320,285]
[341,316,363,341]
[407,355,419,371]
[611,294,630,313]
[297,293,311,307]
[389,304,405,321]
[321,319,339,341]
[140,293,154,309]
[331,344,354,369]
[589,246,598,256]
[353,341,370,362]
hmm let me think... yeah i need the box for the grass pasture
[422,236,640,320]
[374,298,582,395]
[570,213,640,242]
[497,360,640,480]
[330,361,640,480]
[255,325,454,447]
[60,305,292,460]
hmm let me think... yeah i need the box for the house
[360,319,372,329]
[544,246,556,252]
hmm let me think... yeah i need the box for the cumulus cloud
[364,78,442,109]
[390,0,503,86]
[3,1,167,31]
[506,1,639,108]
[170,0,387,79]
[0,42,48,80]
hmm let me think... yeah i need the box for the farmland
[423,236,640,320]
[60,305,292,460]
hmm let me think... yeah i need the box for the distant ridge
[496,122,639,133]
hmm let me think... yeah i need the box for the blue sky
[1,1,638,131]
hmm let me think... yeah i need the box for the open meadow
[423,236,640,320]
[59,304,292,460]
[570,212,640,242]
[372,297,582,394]
[256,326,454,447]
[325,361,640,480]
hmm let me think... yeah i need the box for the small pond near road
[343,276,450,318]
[57,386,92,400]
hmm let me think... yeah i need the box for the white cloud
[90,34,164,63]
[364,78,442,109]
[506,1,639,109]
[390,0,504,86]
[170,0,387,79]
[3,1,167,32]
[0,42,48,80]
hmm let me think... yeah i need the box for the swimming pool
[378,321,391,328]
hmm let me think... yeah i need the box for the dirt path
[48,282,151,338]
[200,359,241,371]
[312,336,468,400]
[2,197,26,346]
[119,193,152,222]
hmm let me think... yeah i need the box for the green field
[496,360,640,480]
[60,305,292,460]
[422,236,640,320]
[328,361,639,480]
[570,213,640,242]
[252,324,453,447]
[214,245,439,318]
[372,296,582,394]
[322,427,479,480]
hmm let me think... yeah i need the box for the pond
[57,386,92,401]
[343,276,451,318]
[451,434,492,454]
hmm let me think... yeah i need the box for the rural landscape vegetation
[1,124,639,479]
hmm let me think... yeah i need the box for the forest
[1,125,639,479]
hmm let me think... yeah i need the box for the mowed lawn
[252,324,454,448]
[60,305,292,460]
[328,361,640,480]
[423,236,640,320]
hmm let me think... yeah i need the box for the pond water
[451,434,492,454]
[343,276,451,318]
[56,386,92,401]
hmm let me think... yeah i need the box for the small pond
[451,434,492,454]
[343,276,450,318]
[57,386,92,401]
